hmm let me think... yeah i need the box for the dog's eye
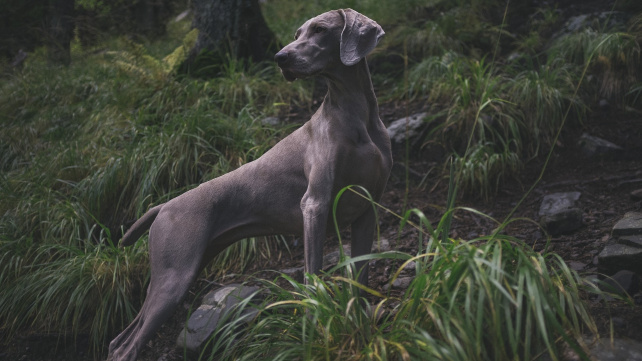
[314,26,326,33]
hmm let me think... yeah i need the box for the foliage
[0,21,309,356]
[0,233,148,355]
[194,205,598,361]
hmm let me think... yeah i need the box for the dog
[107,8,391,361]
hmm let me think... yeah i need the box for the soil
[2,101,641,361]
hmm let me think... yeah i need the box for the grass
[193,202,598,361]
[0,13,309,356]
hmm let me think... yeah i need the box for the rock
[598,242,642,275]
[568,261,586,272]
[177,284,262,353]
[600,270,640,297]
[260,116,280,126]
[578,133,623,158]
[403,261,417,273]
[618,235,642,248]
[280,267,304,282]
[538,192,581,217]
[386,113,427,144]
[588,337,642,361]
[371,238,391,253]
[322,245,351,269]
[383,276,414,291]
[538,192,583,235]
[10,49,27,68]
[613,212,642,237]
[599,99,610,109]
[174,9,191,22]
[631,189,642,201]
[540,209,584,236]
[556,11,629,36]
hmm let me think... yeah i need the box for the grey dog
[107,8,392,361]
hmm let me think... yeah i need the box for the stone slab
[177,284,261,353]
[539,208,583,236]
[612,212,642,237]
[589,337,642,361]
[387,112,427,143]
[578,133,623,158]
[538,192,581,217]
[597,242,642,275]
[618,235,642,249]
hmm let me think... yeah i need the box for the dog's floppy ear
[339,8,385,66]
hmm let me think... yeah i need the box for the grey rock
[383,276,414,291]
[613,212,642,237]
[174,10,191,22]
[600,270,640,297]
[387,113,427,144]
[403,261,417,273]
[322,245,351,269]
[598,242,642,275]
[540,208,583,236]
[557,11,629,36]
[260,116,281,126]
[538,192,582,235]
[280,267,304,282]
[371,238,391,253]
[568,261,586,272]
[538,192,581,217]
[578,133,623,158]
[177,284,262,353]
[540,337,642,361]
[588,337,642,361]
[631,189,642,201]
[618,235,642,249]
[599,99,610,109]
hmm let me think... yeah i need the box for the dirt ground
[3,103,640,361]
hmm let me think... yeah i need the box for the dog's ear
[339,8,385,66]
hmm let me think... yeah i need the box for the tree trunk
[184,0,278,74]
[46,0,75,65]
[134,0,167,38]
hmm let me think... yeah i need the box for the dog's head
[274,9,385,81]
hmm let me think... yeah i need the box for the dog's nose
[274,51,289,65]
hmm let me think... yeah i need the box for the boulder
[371,237,391,253]
[260,116,281,126]
[386,113,427,144]
[578,133,623,158]
[600,270,640,297]
[322,245,351,269]
[538,192,583,235]
[598,241,642,275]
[383,276,414,291]
[280,266,304,282]
[588,337,642,361]
[612,212,642,237]
[177,284,263,353]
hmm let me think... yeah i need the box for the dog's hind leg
[108,266,198,361]
[108,211,207,361]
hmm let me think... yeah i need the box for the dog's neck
[321,59,379,127]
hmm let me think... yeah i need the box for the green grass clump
[0,232,149,355]
[195,208,597,361]
[0,21,309,356]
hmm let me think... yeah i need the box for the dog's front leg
[300,172,333,281]
[350,206,376,285]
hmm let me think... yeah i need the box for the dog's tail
[119,204,164,247]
